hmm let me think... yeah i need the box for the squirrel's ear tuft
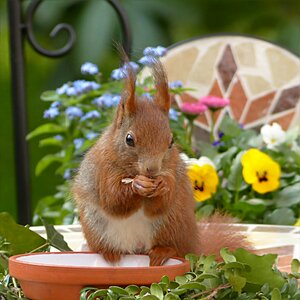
[152,60,170,114]
[114,69,136,128]
[123,66,136,116]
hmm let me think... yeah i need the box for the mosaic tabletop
[161,36,300,140]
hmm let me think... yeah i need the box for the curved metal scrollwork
[25,0,76,57]
[25,0,132,58]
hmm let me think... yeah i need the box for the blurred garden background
[1,0,300,222]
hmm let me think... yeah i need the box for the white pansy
[180,153,216,169]
[260,122,286,149]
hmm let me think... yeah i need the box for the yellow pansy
[295,218,300,226]
[241,149,281,194]
[188,164,219,202]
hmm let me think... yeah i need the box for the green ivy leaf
[233,248,285,290]
[26,123,65,140]
[0,212,47,256]
[42,219,72,251]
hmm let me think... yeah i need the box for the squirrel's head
[112,60,174,177]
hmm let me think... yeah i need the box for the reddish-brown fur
[73,60,251,266]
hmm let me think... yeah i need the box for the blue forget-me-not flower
[74,138,85,150]
[81,62,99,75]
[80,110,101,122]
[43,107,59,119]
[65,106,83,120]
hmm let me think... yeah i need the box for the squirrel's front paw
[148,246,177,266]
[132,175,157,197]
[148,176,170,197]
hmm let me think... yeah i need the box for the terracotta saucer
[9,252,190,300]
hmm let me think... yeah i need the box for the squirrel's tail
[197,212,253,258]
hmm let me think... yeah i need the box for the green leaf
[140,287,151,297]
[291,259,300,274]
[160,275,170,285]
[26,123,65,140]
[179,282,206,290]
[164,292,180,300]
[0,212,47,256]
[222,262,250,271]
[233,248,285,290]
[271,288,281,300]
[169,288,187,295]
[0,253,8,271]
[226,272,247,293]
[196,273,218,281]
[264,208,296,225]
[175,276,188,285]
[141,295,159,300]
[274,183,300,207]
[185,254,198,272]
[35,154,64,176]
[42,219,72,251]
[150,283,163,300]
[219,114,242,137]
[220,248,236,263]
[227,152,248,191]
[203,254,216,272]
[39,137,63,148]
[108,286,129,296]
[41,90,60,101]
[125,285,140,295]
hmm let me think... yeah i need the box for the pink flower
[180,102,208,115]
[200,96,230,109]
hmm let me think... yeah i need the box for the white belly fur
[84,204,158,254]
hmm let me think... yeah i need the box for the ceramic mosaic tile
[162,36,300,139]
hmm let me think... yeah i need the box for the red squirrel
[73,60,251,266]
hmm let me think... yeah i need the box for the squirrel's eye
[125,133,135,147]
[169,137,174,149]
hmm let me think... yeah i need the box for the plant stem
[209,109,215,143]
[29,242,50,253]
[191,283,231,299]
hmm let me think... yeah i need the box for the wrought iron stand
[7,0,132,225]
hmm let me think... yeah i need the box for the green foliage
[81,249,300,300]
[0,213,72,299]
[0,212,47,257]
[195,115,300,225]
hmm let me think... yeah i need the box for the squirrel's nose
[146,167,159,176]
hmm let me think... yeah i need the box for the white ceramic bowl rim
[16,253,184,268]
